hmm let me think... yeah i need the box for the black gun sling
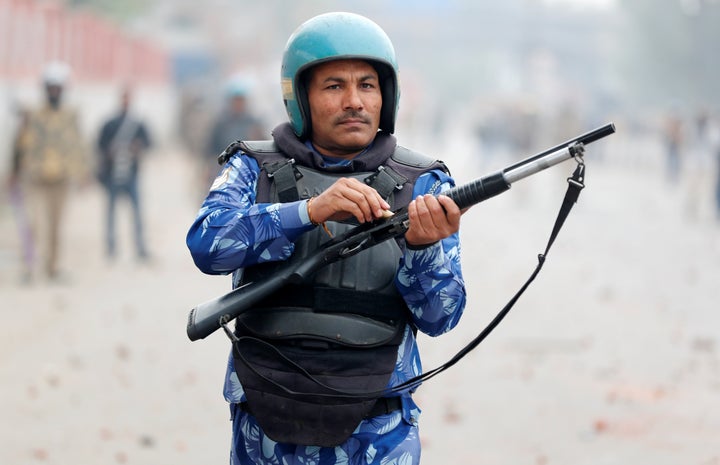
[223,142,587,446]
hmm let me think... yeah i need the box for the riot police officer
[187,12,466,465]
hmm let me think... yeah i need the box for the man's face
[230,95,247,114]
[45,84,63,108]
[306,59,382,158]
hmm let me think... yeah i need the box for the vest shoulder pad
[240,140,278,154]
[217,140,279,165]
[392,146,449,174]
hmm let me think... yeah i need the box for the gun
[187,123,616,341]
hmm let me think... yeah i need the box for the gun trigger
[340,237,370,258]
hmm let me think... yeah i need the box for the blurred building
[0,0,169,83]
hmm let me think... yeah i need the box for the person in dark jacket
[97,87,153,261]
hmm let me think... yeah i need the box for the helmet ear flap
[371,62,398,135]
[295,68,313,139]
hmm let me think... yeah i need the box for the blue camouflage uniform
[186,146,466,465]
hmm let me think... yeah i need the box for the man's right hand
[308,178,391,224]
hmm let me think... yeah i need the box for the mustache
[333,110,371,125]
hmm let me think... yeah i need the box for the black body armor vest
[228,124,447,447]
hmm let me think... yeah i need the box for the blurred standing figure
[683,109,716,220]
[10,62,88,282]
[8,106,35,282]
[203,77,265,189]
[97,87,153,262]
[709,113,720,221]
[663,111,684,185]
[177,87,213,163]
[716,147,720,221]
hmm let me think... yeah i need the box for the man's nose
[342,86,364,110]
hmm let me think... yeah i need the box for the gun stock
[186,123,616,341]
[187,270,289,341]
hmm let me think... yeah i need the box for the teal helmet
[281,12,400,138]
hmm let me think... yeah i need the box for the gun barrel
[504,123,615,175]
[445,123,615,209]
[503,145,579,184]
[578,122,616,146]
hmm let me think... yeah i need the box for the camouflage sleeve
[395,170,466,336]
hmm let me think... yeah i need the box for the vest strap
[264,159,300,202]
[236,308,402,348]
[238,395,401,420]
[364,165,408,199]
[254,285,407,320]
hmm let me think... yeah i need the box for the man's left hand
[404,194,461,247]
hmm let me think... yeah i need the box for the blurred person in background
[709,111,720,221]
[682,109,717,220]
[663,110,684,185]
[202,75,265,191]
[186,12,466,465]
[96,86,153,262]
[177,87,213,178]
[9,61,88,283]
[716,153,720,221]
[7,105,35,282]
